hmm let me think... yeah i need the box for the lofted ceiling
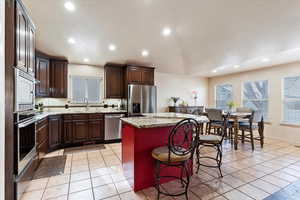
[23,0,300,77]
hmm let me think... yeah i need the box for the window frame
[70,75,103,104]
[242,79,269,120]
[281,76,300,125]
[215,83,233,110]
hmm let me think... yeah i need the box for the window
[243,80,269,120]
[283,76,300,124]
[216,84,233,110]
[71,76,103,103]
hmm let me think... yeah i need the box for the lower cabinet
[48,115,62,150]
[61,113,104,145]
[88,119,104,140]
[62,119,73,145]
[73,120,89,143]
[36,117,49,162]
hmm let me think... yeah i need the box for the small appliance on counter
[127,84,157,116]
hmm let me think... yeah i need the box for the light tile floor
[20,138,300,200]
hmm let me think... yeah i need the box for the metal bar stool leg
[155,160,161,200]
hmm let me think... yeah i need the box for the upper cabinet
[35,51,68,98]
[35,52,50,97]
[126,65,154,85]
[15,0,35,76]
[50,59,68,98]
[104,63,125,99]
[104,63,155,99]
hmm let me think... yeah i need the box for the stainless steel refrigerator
[128,84,157,116]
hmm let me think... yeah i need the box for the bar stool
[196,109,228,177]
[151,118,200,200]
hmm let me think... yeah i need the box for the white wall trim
[0,0,6,199]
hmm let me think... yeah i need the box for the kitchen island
[121,113,208,191]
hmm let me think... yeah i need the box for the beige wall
[155,72,208,112]
[208,62,300,144]
[38,64,209,112]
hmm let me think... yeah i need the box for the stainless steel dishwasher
[105,113,126,141]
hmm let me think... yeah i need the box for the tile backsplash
[36,98,123,107]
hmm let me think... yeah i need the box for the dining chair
[151,118,200,200]
[206,108,231,136]
[239,110,264,150]
[192,107,205,133]
[195,108,229,177]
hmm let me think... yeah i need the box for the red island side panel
[122,122,191,191]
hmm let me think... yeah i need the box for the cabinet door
[63,120,73,144]
[88,119,104,141]
[36,118,49,147]
[37,140,48,162]
[16,1,28,71]
[105,65,124,98]
[73,121,88,143]
[27,22,35,75]
[49,116,61,150]
[35,56,50,97]
[50,60,68,98]
[127,67,142,84]
[141,68,154,85]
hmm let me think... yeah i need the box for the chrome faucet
[84,97,89,108]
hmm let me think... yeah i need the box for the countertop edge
[35,110,127,122]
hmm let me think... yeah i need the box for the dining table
[201,111,252,150]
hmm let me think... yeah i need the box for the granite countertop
[121,112,209,128]
[35,107,127,121]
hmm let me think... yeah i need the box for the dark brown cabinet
[104,63,155,99]
[16,0,35,75]
[141,68,154,85]
[88,116,104,141]
[62,114,104,145]
[48,115,62,150]
[169,106,203,114]
[62,116,73,145]
[73,121,89,143]
[126,65,155,85]
[50,59,68,98]
[35,52,50,97]
[35,52,68,98]
[27,23,35,75]
[36,118,49,162]
[104,63,125,98]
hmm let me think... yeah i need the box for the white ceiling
[23,0,300,77]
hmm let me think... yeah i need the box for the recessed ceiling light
[141,50,149,57]
[68,38,76,44]
[261,57,270,62]
[108,44,116,51]
[64,1,75,11]
[162,27,172,36]
[83,58,89,62]
[234,65,240,69]
[212,69,217,73]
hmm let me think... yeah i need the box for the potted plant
[227,101,236,112]
[170,97,180,106]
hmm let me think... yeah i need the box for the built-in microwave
[15,68,35,112]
